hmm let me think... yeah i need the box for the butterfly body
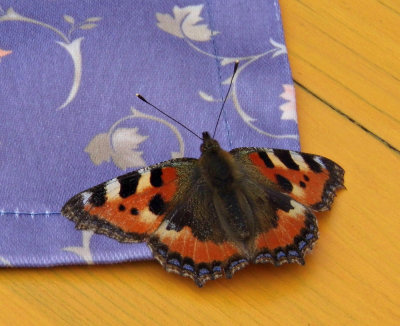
[62,132,344,287]
[199,132,255,245]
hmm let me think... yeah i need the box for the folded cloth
[0,0,299,267]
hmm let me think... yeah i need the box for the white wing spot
[155,220,181,241]
[313,156,326,169]
[288,200,306,219]
[140,207,160,224]
[105,179,121,200]
[81,192,92,204]
[291,184,305,199]
[268,153,288,169]
[136,172,151,193]
[289,151,310,171]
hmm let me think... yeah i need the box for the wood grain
[1,1,399,325]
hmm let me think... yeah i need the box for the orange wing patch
[149,223,248,287]
[85,167,177,235]
[248,150,344,211]
[62,166,180,242]
[253,199,318,266]
[154,224,240,264]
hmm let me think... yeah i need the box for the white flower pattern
[63,231,94,264]
[0,256,12,266]
[85,127,148,171]
[0,7,101,110]
[109,128,149,170]
[279,84,297,122]
[85,107,185,170]
[156,5,218,42]
[156,5,297,140]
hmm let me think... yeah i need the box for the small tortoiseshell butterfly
[62,133,344,287]
[62,64,344,287]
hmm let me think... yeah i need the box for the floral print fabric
[0,1,298,267]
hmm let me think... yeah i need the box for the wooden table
[1,1,399,325]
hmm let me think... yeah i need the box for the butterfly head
[200,132,221,154]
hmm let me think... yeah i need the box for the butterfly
[62,131,344,287]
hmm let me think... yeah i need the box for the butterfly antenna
[212,60,239,138]
[136,94,203,140]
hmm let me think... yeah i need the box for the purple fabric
[0,0,299,267]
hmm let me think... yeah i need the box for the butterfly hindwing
[231,147,345,211]
[149,226,247,287]
[148,177,249,287]
[61,158,197,242]
[221,161,320,266]
[252,188,318,266]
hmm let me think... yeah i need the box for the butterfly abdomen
[198,139,256,244]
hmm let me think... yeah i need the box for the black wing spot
[165,209,188,232]
[89,185,106,207]
[130,207,139,215]
[118,204,126,211]
[299,181,306,188]
[273,149,300,170]
[149,194,165,215]
[150,168,163,187]
[275,174,293,192]
[301,154,322,173]
[267,190,294,213]
[258,151,274,168]
[303,174,310,181]
[118,173,140,198]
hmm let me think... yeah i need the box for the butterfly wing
[251,186,319,266]
[230,147,344,266]
[62,157,247,287]
[61,158,198,242]
[231,147,345,211]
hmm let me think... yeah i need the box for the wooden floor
[1,1,399,325]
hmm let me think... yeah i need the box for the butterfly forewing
[61,158,197,242]
[231,147,345,211]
